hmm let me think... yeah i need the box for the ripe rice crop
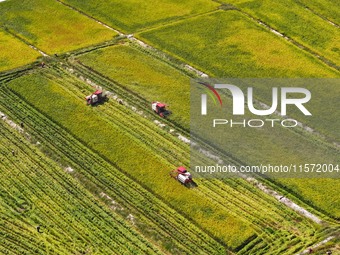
[0,29,40,72]
[60,0,220,33]
[0,0,117,54]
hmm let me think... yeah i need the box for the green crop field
[0,119,162,254]
[297,0,340,25]
[0,88,228,255]
[2,66,337,254]
[0,0,116,55]
[219,0,340,66]
[76,42,340,218]
[138,10,337,78]
[0,29,40,72]
[275,178,340,219]
[60,0,220,33]
[138,10,340,216]
[7,70,256,249]
[0,0,339,254]
[77,44,190,127]
[227,79,340,143]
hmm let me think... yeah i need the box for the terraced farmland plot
[59,0,220,33]
[0,29,40,72]
[0,0,117,55]
[77,44,190,128]
[0,120,162,254]
[3,67,338,254]
[139,10,338,78]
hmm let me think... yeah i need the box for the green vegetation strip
[0,0,116,54]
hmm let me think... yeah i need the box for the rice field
[3,66,337,253]
[0,29,40,72]
[221,0,340,66]
[6,70,255,249]
[297,0,340,24]
[138,10,337,78]
[59,0,220,33]
[0,0,117,55]
[77,44,191,127]
[0,0,339,254]
[75,41,339,219]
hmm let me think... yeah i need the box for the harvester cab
[170,166,192,185]
[86,90,106,105]
[152,102,171,118]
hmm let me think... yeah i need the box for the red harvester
[86,90,106,105]
[170,166,192,184]
[152,102,171,117]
